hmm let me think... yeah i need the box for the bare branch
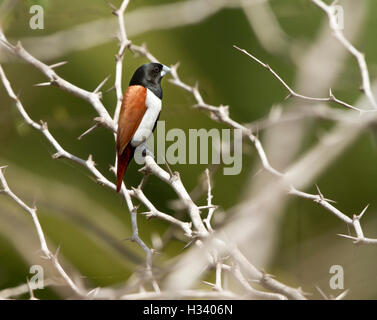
[2,0,376,302]
[130,187,193,238]
[233,45,370,112]
[113,0,131,124]
[203,169,216,232]
[0,32,115,130]
[311,0,377,108]
[0,167,83,297]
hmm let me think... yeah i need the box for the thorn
[262,272,275,280]
[131,204,140,214]
[315,184,324,200]
[220,105,230,117]
[315,286,329,300]
[202,281,216,289]
[183,239,195,249]
[170,171,180,182]
[358,204,369,219]
[329,88,335,101]
[15,40,23,50]
[335,289,349,300]
[193,81,199,92]
[138,165,151,175]
[137,175,149,190]
[324,198,337,204]
[313,184,335,203]
[87,154,95,167]
[77,124,99,140]
[87,287,100,299]
[39,120,48,130]
[96,178,106,186]
[93,75,111,94]
[40,253,50,260]
[52,152,63,159]
[337,233,362,244]
[34,82,51,87]
[49,61,68,69]
[54,244,61,259]
[233,44,243,52]
[93,117,108,127]
[297,287,311,296]
[105,85,116,94]
[131,186,139,193]
[140,211,153,220]
[26,278,37,300]
[170,62,180,75]
[197,205,218,210]
[105,0,117,11]
[164,159,174,178]
[15,88,23,101]
[151,248,161,255]
[337,233,355,239]
[118,42,129,57]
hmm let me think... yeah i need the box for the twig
[0,167,83,297]
[203,169,216,232]
[233,45,369,112]
[2,1,376,302]
[130,33,377,249]
[311,0,377,108]
[113,0,131,124]
[0,279,56,299]
[0,31,115,130]
[130,187,193,237]
[225,264,287,300]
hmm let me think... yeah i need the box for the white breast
[131,88,161,147]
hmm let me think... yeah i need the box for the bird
[116,63,171,192]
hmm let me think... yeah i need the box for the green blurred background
[1,0,377,299]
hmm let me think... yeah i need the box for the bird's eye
[153,67,160,73]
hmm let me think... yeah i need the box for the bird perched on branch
[116,63,171,192]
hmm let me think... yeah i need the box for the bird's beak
[161,65,171,77]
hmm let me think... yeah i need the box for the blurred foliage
[1,0,377,299]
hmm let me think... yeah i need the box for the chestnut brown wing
[117,85,147,154]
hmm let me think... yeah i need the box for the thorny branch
[311,0,377,108]
[0,14,303,301]
[233,45,369,113]
[0,167,83,297]
[0,0,376,300]
[112,0,131,124]
[167,48,377,247]
[125,4,377,250]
